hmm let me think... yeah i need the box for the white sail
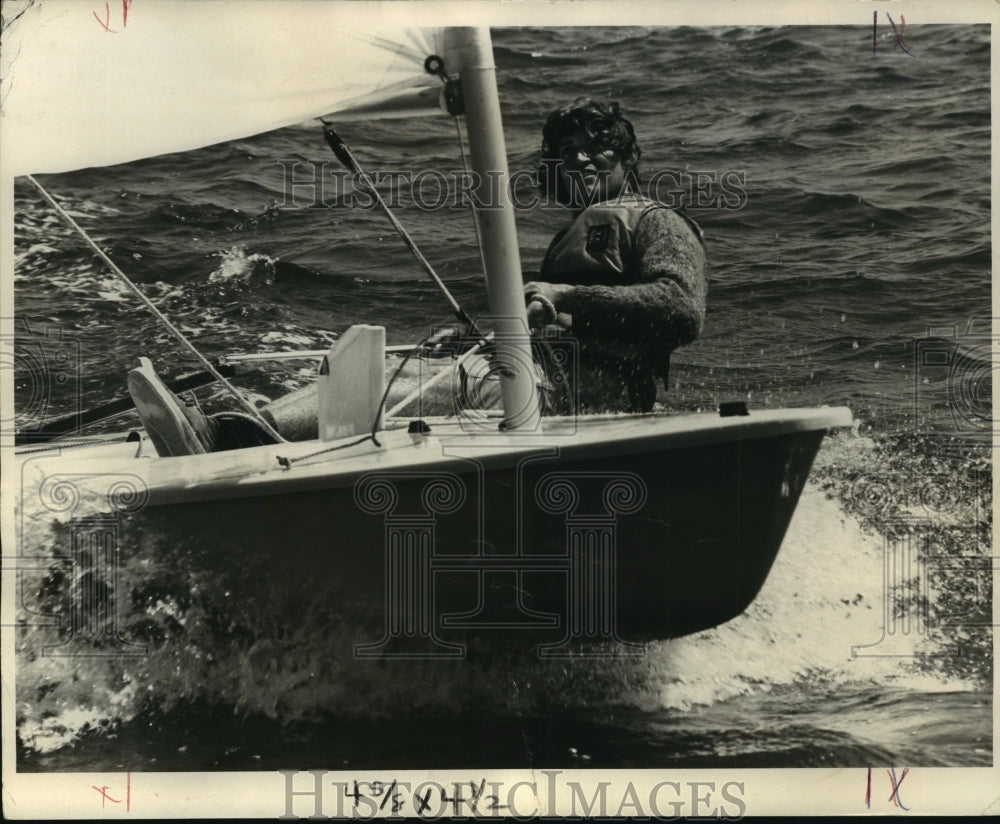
[1,1,448,175]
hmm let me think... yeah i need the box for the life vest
[540,194,703,284]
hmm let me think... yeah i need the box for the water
[12,25,991,770]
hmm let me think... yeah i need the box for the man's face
[555,127,629,207]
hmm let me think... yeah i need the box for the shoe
[127,357,216,456]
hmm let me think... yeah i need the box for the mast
[448,28,541,431]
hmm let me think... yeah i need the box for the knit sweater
[538,202,707,413]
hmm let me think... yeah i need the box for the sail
[1,1,448,175]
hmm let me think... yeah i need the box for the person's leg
[130,354,489,455]
[257,356,462,442]
[256,382,318,441]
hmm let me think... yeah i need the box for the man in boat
[128,99,707,453]
[435,98,708,415]
[521,97,708,414]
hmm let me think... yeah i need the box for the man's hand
[524,281,574,330]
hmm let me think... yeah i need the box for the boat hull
[14,408,850,652]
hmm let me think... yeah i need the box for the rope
[277,324,482,468]
[276,338,432,469]
[276,433,375,468]
[386,332,494,418]
[534,333,575,415]
[25,175,287,444]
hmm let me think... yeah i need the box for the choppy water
[13,25,991,770]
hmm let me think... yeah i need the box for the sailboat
[4,5,851,652]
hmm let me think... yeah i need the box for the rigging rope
[276,332,436,468]
[276,327,497,469]
[25,175,287,444]
[385,332,493,418]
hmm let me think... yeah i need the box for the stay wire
[319,123,485,342]
[453,116,488,280]
[25,175,287,444]
[15,435,134,455]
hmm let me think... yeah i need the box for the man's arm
[536,209,708,354]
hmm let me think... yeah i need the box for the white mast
[448,28,541,431]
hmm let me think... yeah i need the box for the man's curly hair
[538,98,642,206]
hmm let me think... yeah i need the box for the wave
[731,187,922,238]
[720,135,815,158]
[14,422,989,765]
[929,108,991,128]
[905,245,990,275]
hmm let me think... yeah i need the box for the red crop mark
[93,0,134,33]
[92,786,121,808]
[92,773,131,812]
[92,3,115,32]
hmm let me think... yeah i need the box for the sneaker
[127,357,216,456]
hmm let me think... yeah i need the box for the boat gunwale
[14,406,853,507]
